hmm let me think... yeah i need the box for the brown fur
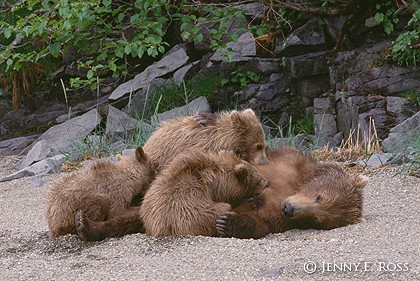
[216,146,368,239]
[143,109,268,172]
[45,147,155,238]
[140,150,269,237]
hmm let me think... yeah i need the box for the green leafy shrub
[374,0,400,35]
[221,68,261,88]
[0,0,244,106]
[389,6,420,67]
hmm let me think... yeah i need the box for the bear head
[281,169,368,230]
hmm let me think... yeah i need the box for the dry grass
[0,63,45,109]
[313,118,381,162]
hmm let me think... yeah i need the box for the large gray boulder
[105,106,152,141]
[382,111,420,156]
[275,18,327,56]
[283,51,332,79]
[151,96,211,124]
[0,154,67,182]
[17,109,101,170]
[109,46,189,101]
[344,64,420,96]
[0,135,39,156]
[210,32,256,62]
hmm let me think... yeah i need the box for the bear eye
[256,144,263,150]
[316,195,321,202]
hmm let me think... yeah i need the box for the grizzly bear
[141,149,269,237]
[216,146,368,239]
[45,147,155,238]
[143,109,268,172]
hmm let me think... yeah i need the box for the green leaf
[374,13,385,24]
[115,48,125,58]
[103,0,111,8]
[6,59,13,70]
[125,45,132,55]
[182,31,191,40]
[195,33,204,42]
[130,14,140,24]
[108,61,117,72]
[137,47,144,59]
[130,46,138,57]
[117,13,125,22]
[158,45,165,53]
[48,42,61,58]
[87,69,94,79]
[384,21,394,35]
[4,28,12,39]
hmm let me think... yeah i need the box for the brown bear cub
[45,147,155,239]
[140,150,269,237]
[143,109,268,172]
[216,146,368,239]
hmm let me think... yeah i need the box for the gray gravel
[0,156,419,281]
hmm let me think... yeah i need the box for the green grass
[402,89,420,107]
[395,134,420,177]
[140,73,219,120]
[263,114,314,150]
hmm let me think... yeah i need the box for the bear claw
[216,213,232,237]
[193,114,209,126]
[75,211,90,241]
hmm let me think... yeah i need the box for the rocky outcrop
[109,46,189,101]
[0,14,418,181]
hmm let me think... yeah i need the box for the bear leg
[76,206,144,241]
[216,212,268,239]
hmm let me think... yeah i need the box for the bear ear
[234,163,249,181]
[354,175,369,188]
[231,111,247,127]
[135,147,148,163]
[242,108,256,117]
[116,154,123,161]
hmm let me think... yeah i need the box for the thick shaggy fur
[140,150,269,237]
[216,146,368,239]
[143,109,268,171]
[45,147,155,238]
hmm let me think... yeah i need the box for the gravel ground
[0,156,419,281]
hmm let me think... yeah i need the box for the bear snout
[282,202,294,217]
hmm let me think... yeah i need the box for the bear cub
[143,109,268,171]
[45,147,155,238]
[141,150,269,237]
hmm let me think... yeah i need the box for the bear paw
[75,211,105,242]
[247,195,263,209]
[193,112,218,127]
[216,212,236,238]
[75,211,91,241]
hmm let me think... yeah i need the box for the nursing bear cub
[45,147,154,238]
[216,146,368,239]
[143,108,268,171]
[141,150,269,237]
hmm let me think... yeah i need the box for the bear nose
[283,203,294,217]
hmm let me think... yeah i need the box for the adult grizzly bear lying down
[216,146,368,239]
[75,147,366,241]
[45,147,155,238]
[143,109,268,172]
[76,150,268,240]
